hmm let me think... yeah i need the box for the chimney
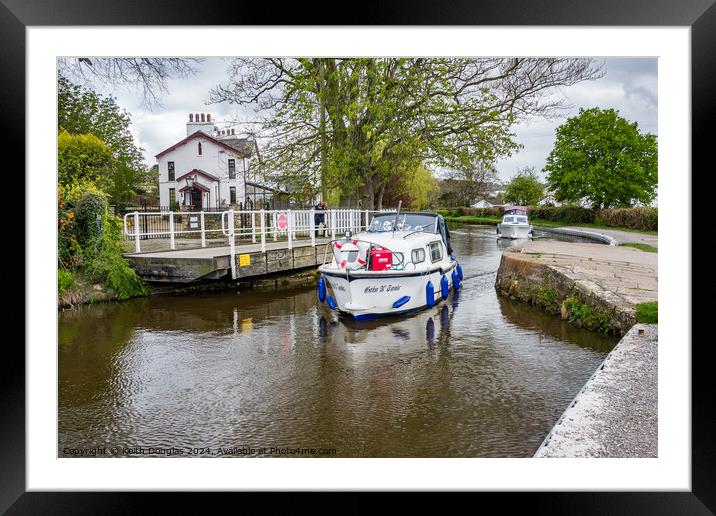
[187,112,214,137]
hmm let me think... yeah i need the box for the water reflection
[59,225,618,457]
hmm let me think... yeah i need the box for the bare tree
[58,57,203,109]
[443,163,499,206]
[210,58,605,209]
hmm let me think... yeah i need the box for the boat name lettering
[364,284,402,294]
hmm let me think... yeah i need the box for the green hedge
[526,206,596,224]
[597,207,658,231]
[438,205,657,231]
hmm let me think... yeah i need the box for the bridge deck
[124,238,334,283]
[124,237,333,259]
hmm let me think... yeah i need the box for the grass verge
[635,301,658,323]
[620,242,658,253]
[444,216,658,236]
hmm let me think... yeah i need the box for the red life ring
[335,241,368,270]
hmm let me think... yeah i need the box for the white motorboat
[496,205,533,240]
[316,211,463,320]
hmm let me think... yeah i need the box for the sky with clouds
[101,57,657,183]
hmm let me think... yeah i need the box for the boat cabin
[330,212,454,272]
[502,204,528,216]
[366,212,453,256]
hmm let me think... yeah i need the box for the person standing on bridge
[314,200,327,237]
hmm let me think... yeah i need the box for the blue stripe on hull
[338,290,451,321]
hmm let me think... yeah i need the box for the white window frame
[429,241,442,263]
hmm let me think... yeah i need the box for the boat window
[411,248,425,264]
[429,241,442,263]
[367,213,438,233]
[503,216,514,223]
[516,216,528,223]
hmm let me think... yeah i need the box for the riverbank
[58,268,319,311]
[58,276,120,310]
[444,215,658,241]
[534,323,658,457]
[495,240,657,335]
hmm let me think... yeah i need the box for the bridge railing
[123,208,395,255]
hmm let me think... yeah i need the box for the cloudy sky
[101,57,657,183]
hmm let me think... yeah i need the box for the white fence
[123,208,393,254]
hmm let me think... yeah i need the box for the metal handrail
[123,207,383,254]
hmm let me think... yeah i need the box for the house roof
[155,130,254,159]
[218,137,259,158]
[246,181,289,195]
[179,181,210,193]
[176,169,220,183]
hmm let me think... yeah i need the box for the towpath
[534,324,658,457]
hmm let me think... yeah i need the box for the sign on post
[277,212,288,231]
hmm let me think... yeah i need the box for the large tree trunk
[361,177,374,211]
[375,182,387,211]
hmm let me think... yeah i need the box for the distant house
[470,199,493,208]
[156,112,280,210]
[538,192,562,206]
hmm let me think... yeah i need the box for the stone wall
[495,242,657,335]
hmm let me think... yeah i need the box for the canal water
[58,225,618,457]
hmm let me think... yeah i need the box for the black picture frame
[6,0,711,513]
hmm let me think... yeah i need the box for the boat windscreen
[367,213,438,233]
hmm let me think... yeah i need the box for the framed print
[6,0,713,512]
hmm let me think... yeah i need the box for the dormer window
[197,142,202,155]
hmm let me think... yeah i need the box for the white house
[470,199,493,208]
[156,112,277,210]
[538,192,562,207]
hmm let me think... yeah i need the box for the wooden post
[310,208,315,247]
[200,211,206,248]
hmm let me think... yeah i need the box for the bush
[456,207,504,217]
[115,200,133,215]
[564,297,612,334]
[58,269,76,295]
[83,215,149,300]
[75,190,108,243]
[598,207,658,231]
[59,180,148,302]
[527,205,596,224]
